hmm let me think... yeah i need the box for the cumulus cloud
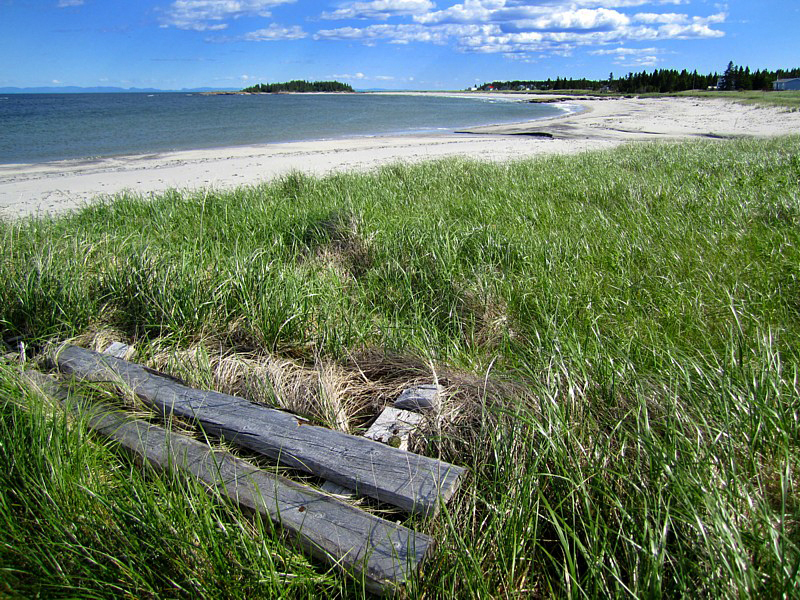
[589,45,661,65]
[163,0,728,65]
[162,0,296,31]
[321,0,726,57]
[499,9,631,33]
[633,12,689,24]
[590,46,659,56]
[656,22,724,39]
[322,0,435,20]
[243,24,307,40]
[315,23,459,45]
[331,72,397,80]
[415,0,505,25]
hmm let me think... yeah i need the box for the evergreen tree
[721,61,737,91]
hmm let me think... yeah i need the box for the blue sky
[1,0,798,90]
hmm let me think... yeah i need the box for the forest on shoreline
[479,63,800,94]
[241,80,353,93]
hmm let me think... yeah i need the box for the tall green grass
[0,367,349,598]
[668,90,800,110]
[1,136,799,597]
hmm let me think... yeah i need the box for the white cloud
[330,72,398,81]
[415,0,505,25]
[590,46,658,56]
[621,54,659,67]
[634,12,688,24]
[589,46,663,66]
[656,23,724,39]
[319,0,726,58]
[315,23,459,45]
[57,0,84,6]
[165,0,727,66]
[500,9,631,32]
[243,24,307,40]
[162,0,296,31]
[322,0,434,20]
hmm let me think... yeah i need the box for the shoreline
[2,95,799,219]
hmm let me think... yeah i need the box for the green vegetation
[2,136,800,597]
[479,63,800,93]
[665,89,800,110]
[489,88,800,111]
[241,80,353,93]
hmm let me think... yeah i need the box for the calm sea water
[0,92,566,164]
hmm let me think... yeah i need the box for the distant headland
[0,86,239,94]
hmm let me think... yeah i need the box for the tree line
[241,80,354,93]
[477,64,800,94]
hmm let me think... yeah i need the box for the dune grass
[1,136,799,597]
[505,88,800,110]
[668,90,800,110]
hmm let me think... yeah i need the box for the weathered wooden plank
[321,406,424,497]
[394,384,444,412]
[363,407,424,451]
[22,370,433,596]
[102,342,131,359]
[54,345,464,517]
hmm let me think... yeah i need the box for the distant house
[773,78,800,91]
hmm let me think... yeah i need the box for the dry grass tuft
[305,211,374,279]
[50,331,539,464]
[344,349,538,459]
[141,342,538,455]
[145,345,393,433]
[68,328,134,359]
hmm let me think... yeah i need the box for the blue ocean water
[0,92,566,164]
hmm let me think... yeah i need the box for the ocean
[0,92,567,165]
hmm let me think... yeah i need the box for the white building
[773,78,800,91]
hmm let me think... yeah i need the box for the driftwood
[54,345,464,517]
[23,370,433,596]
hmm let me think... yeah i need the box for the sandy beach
[2,94,799,219]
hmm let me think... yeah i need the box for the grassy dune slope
[1,136,799,597]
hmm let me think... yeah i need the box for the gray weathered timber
[54,345,464,517]
[22,370,433,596]
[321,406,424,497]
[103,342,131,359]
[394,384,444,412]
[363,407,423,451]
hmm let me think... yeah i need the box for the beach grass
[1,135,799,597]
[498,88,800,110]
[668,90,800,110]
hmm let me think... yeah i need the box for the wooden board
[321,406,423,496]
[54,345,464,517]
[102,341,130,359]
[23,370,433,596]
[362,406,424,451]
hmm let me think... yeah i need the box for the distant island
[240,80,354,94]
